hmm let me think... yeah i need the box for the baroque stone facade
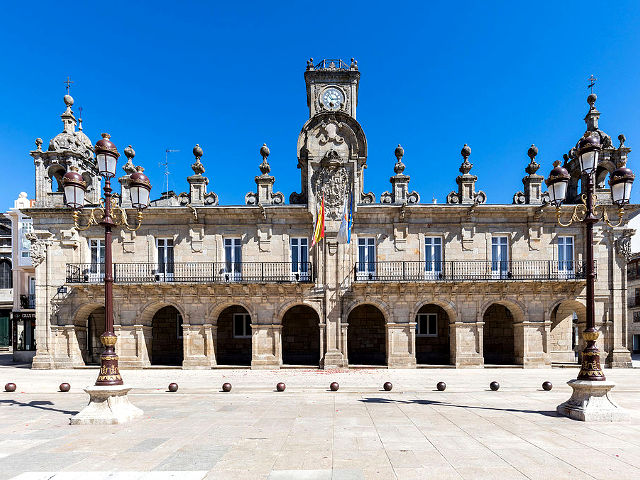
[25,58,636,370]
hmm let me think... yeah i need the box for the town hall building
[24,58,636,370]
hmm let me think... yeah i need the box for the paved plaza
[1,357,640,479]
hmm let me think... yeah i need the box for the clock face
[321,87,344,111]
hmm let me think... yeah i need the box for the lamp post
[546,126,634,421]
[63,133,151,424]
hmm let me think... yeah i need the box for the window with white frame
[558,236,574,274]
[424,237,443,278]
[491,236,509,277]
[19,218,32,262]
[233,313,251,338]
[224,238,242,281]
[156,238,174,278]
[89,239,105,281]
[416,313,438,337]
[357,237,376,279]
[290,237,309,280]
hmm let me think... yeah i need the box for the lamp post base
[556,379,629,422]
[70,385,143,425]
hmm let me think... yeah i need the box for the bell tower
[304,58,360,119]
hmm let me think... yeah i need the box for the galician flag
[312,194,325,247]
[337,192,352,244]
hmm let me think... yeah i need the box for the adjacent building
[23,59,637,370]
[0,216,12,350]
[5,193,36,361]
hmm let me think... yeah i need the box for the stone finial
[618,134,626,148]
[64,94,74,108]
[350,58,358,70]
[394,144,405,174]
[587,93,597,109]
[35,138,43,151]
[122,145,136,174]
[259,143,271,175]
[193,144,203,160]
[459,144,473,175]
[191,144,205,175]
[525,144,540,175]
[307,58,314,70]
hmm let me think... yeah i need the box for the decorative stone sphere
[168,383,178,392]
[276,382,286,392]
[587,93,597,106]
[383,382,393,391]
[436,381,446,391]
[461,143,471,158]
[124,145,136,160]
[394,144,404,160]
[222,382,232,392]
[64,94,74,107]
[59,383,70,392]
[330,382,339,392]
[193,144,203,159]
[528,144,538,160]
[260,143,270,159]
[4,383,16,392]
[542,381,553,391]
[490,381,500,391]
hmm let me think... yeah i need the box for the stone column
[204,323,217,367]
[387,322,416,368]
[452,321,483,367]
[251,324,280,369]
[322,235,346,368]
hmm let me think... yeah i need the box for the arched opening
[85,306,105,365]
[483,303,516,365]
[415,303,450,365]
[217,305,252,366]
[48,165,65,193]
[550,300,584,364]
[347,304,386,366]
[0,259,12,289]
[282,305,320,366]
[151,306,183,366]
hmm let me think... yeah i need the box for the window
[290,237,309,281]
[416,313,438,337]
[558,236,574,276]
[19,219,32,263]
[0,259,11,289]
[491,236,509,278]
[633,334,640,353]
[224,238,242,281]
[233,313,251,338]
[357,237,376,279]
[156,238,174,280]
[633,311,640,323]
[424,237,443,279]
[89,239,105,282]
[636,288,640,307]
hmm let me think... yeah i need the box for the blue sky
[1,1,640,209]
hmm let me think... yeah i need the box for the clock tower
[293,58,373,212]
[304,58,360,119]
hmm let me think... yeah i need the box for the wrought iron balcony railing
[66,262,313,284]
[354,260,592,282]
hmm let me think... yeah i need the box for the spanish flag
[312,194,325,247]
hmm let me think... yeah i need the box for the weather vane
[64,76,74,94]
[587,74,597,94]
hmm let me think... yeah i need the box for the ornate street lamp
[546,125,634,421]
[63,133,151,424]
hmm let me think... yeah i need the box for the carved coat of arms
[311,149,350,220]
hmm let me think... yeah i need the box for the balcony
[66,262,314,285]
[354,261,591,282]
[19,294,35,309]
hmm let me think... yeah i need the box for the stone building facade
[24,58,636,370]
